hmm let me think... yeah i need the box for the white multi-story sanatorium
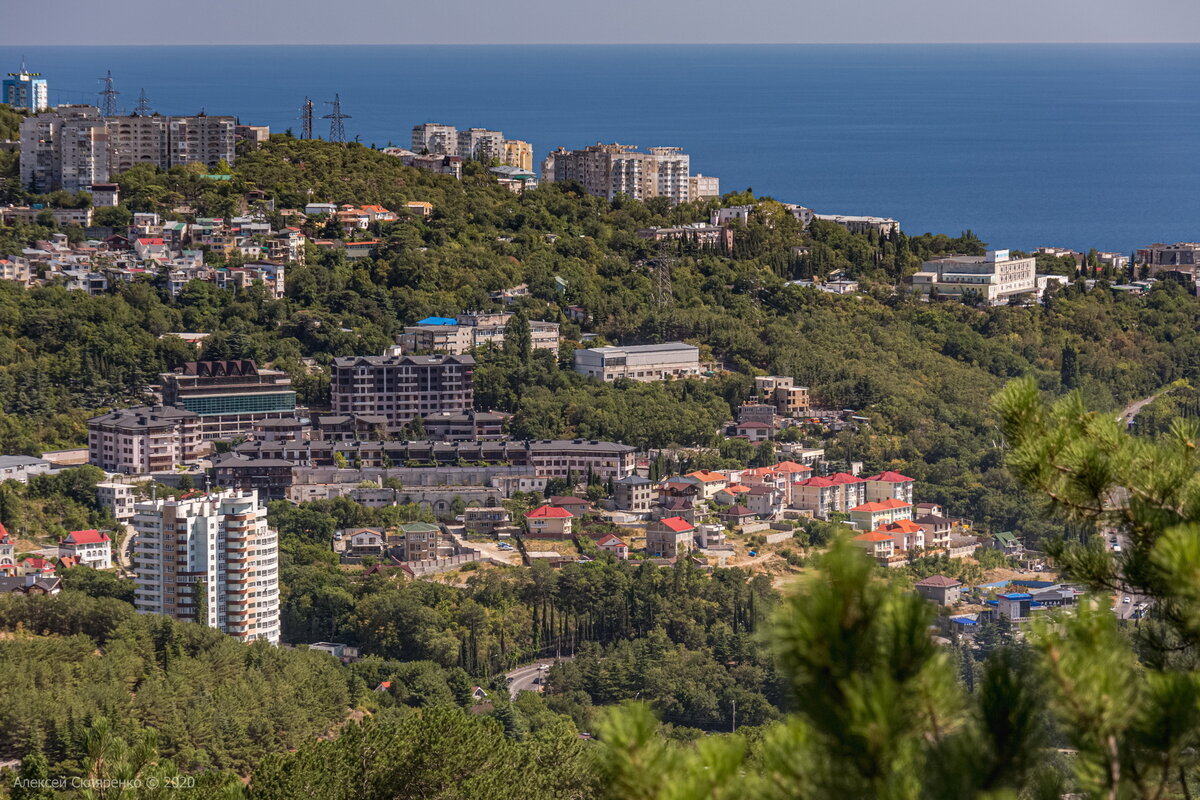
[911,249,1037,304]
[574,342,701,382]
[132,489,280,643]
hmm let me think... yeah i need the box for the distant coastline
[3,43,1199,253]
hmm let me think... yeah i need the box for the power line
[322,94,350,144]
[98,70,120,116]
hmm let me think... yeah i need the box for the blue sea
[3,44,1199,254]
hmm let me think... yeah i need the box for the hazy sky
[4,0,1199,44]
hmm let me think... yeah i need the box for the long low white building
[574,342,701,382]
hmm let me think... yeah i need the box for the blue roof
[950,616,979,625]
[1011,580,1055,589]
[999,592,1033,600]
[416,316,458,326]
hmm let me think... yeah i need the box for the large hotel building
[132,490,280,643]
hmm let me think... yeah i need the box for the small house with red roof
[853,531,896,561]
[526,504,574,537]
[734,421,773,441]
[713,484,751,506]
[850,498,914,531]
[873,519,926,553]
[864,470,915,504]
[596,533,629,560]
[646,516,695,560]
[18,556,55,576]
[60,529,112,569]
[684,470,729,499]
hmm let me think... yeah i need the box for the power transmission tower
[323,94,350,143]
[133,88,152,116]
[300,97,314,140]
[98,70,120,116]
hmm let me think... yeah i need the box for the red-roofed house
[713,484,751,505]
[684,470,729,499]
[646,516,695,560]
[864,471,915,503]
[526,505,574,537]
[596,533,629,560]
[134,238,169,261]
[60,529,112,569]
[874,519,925,553]
[853,531,895,561]
[850,498,913,531]
[18,557,55,576]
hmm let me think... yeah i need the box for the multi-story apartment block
[88,406,203,474]
[19,107,237,191]
[132,490,280,643]
[753,376,810,418]
[614,474,654,513]
[330,353,474,428]
[96,481,137,521]
[864,470,915,504]
[60,529,112,569]
[19,106,109,193]
[411,123,458,155]
[397,522,440,561]
[813,214,900,237]
[574,342,701,382]
[912,249,1037,303]
[501,139,533,171]
[3,64,49,111]
[457,128,504,162]
[161,360,297,441]
[542,143,704,204]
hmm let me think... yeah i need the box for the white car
[1123,596,1132,604]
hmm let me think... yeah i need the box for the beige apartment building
[754,375,810,418]
[501,139,533,171]
[574,342,701,382]
[542,143,699,204]
[411,123,458,155]
[88,406,203,474]
[132,490,280,643]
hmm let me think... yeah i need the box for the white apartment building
[814,214,900,236]
[457,128,504,162]
[20,107,237,191]
[689,174,720,200]
[97,481,137,521]
[574,342,701,382]
[542,143,708,204]
[912,249,1037,303]
[61,529,112,570]
[132,490,280,643]
[411,123,458,155]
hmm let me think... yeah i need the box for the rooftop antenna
[99,70,120,116]
[300,97,314,140]
[323,94,350,143]
[134,88,152,116]
[7,57,40,79]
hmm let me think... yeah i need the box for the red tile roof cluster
[828,472,865,485]
[854,531,894,542]
[657,516,695,533]
[875,520,923,534]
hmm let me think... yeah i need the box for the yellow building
[502,139,533,172]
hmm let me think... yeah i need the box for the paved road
[1118,390,1163,427]
[116,523,135,572]
[505,661,552,699]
